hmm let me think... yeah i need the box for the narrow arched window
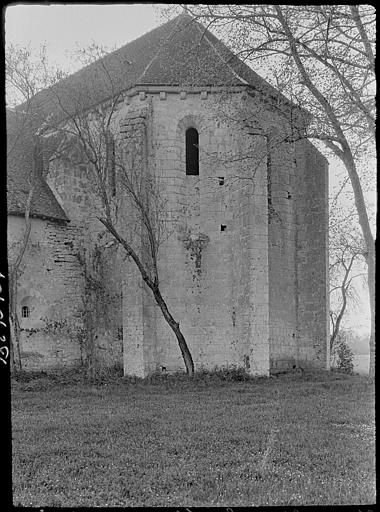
[22,306,30,318]
[186,128,199,175]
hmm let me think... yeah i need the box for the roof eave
[246,85,312,128]
[8,210,70,224]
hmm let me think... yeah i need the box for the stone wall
[9,139,125,370]
[114,100,157,376]
[110,88,329,377]
[117,90,272,376]
[295,139,329,368]
[49,142,124,367]
[8,215,84,369]
[13,86,328,375]
[267,133,299,370]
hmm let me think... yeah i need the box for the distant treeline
[347,333,370,355]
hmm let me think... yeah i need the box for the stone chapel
[7,13,329,376]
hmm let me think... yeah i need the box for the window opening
[218,177,225,185]
[220,224,227,232]
[186,128,199,175]
[22,306,30,318]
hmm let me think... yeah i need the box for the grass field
[11,370,375,507]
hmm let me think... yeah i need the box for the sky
[5,4,168,71]
[4,3,373,337]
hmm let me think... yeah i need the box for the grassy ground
[11,370,375,507]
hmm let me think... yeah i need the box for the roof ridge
[192,19,249,86]
[138,14,185,84]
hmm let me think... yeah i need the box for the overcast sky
[5,4,172,71]
[4,3,373,336]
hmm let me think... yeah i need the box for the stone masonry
[8,14,329,375]
[106,86,329,377]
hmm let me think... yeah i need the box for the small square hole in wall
[221,224,227,232]
[218,177,225,185]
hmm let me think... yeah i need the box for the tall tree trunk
[9,315,22,373]
[9,319,22,372]
[275,5,375,379]
[368,256,375,379]
[9,275,22,373]
[86,330,96,382]
[341,151,375,379]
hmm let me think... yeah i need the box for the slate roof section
[23,13,299,120]
[6,110,69,222]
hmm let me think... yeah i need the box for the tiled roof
[24,13,298,120]
[6,110,69,222]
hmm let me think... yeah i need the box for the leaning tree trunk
[98,217,195,376]
[151,285,195,376]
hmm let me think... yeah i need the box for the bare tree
[6,45,72,372]
[35,45,195,375]
[329,186,369,362]
[179,4,376,377]
[329,236,366,355]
